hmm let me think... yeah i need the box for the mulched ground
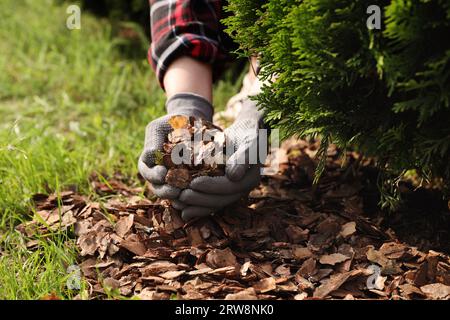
[17,138,450,300]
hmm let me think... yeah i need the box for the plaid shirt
[149,0,233,89]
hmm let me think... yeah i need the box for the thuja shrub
[224,0,450,206]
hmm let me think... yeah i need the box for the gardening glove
[138,93,213,199]
[176,96,267,221]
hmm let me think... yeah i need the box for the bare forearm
[163,57,213,104]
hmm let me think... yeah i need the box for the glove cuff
[166,93,213,121]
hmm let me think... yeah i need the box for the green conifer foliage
[224,0,450,203]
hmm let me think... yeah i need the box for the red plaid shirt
[149,0,233,89]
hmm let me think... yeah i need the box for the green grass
[0,0,241,299]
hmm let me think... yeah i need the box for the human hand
[138,93,213,200]
[176,97,267,221]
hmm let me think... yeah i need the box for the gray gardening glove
[138,93,213,199]
[176,97,267,221]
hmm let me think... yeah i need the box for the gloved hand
[176,97,267,221]
[138,93,213,200]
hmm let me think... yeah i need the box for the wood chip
[225,288,258,300]
[294,292,308,300]
[188,268,213,276]
[293,247,313,260]
[319,253,351,266]
[298,258,317,278]
[159,270,186,280]
[420,283,450,300]
[253,277,277,293]
[120,238,146,256]
[379,242,407,259]
[115,214,134,238]
[313,270,361,299]
[168,115,189,129]
[207,266,236,275]
[165,169,192,189]
[206,248,237,269]
[340,222,356,238]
